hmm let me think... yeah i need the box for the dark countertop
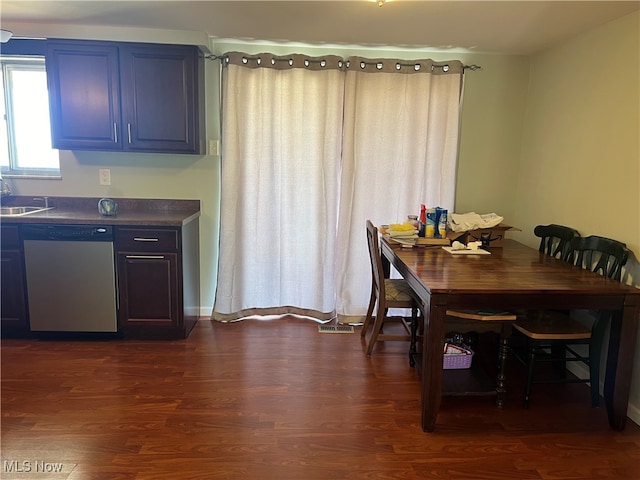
[0,196,200,227]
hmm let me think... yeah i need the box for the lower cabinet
[0,225,29,336]
[117,251,180,337]
[1,219,199,340]
[116,223,199,339]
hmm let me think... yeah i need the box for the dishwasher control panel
[21,224,113,241]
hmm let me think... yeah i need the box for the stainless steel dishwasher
[22,224,118,333]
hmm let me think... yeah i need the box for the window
[1,56,59,177]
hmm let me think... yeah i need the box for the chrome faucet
[33,196,50,208]
[0,177,11,197]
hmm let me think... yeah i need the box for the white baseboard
[568,363,640,428]
[626,401,640,428]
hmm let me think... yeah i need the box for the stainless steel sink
[0,206,54,217]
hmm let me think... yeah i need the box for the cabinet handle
[126,255,165,259]
[133,237,159,242]
[113,123,118,143]
[127,123,132,144]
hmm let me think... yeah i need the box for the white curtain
[213,53,345,321]
[336,58,463,321]
[213,53,463,322]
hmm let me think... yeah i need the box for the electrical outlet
[209,139,219,156]
[99,168,111,186]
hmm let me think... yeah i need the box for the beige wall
[513,12,639,256]
[455,55,530,219]
[512,11,640,422]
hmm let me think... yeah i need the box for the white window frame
[1,55,60,178]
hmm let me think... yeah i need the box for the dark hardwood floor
[2,317,640,479]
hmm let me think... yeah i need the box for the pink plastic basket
[443,344,474,369]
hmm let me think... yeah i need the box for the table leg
[421,301,446,432]
[604,301,640,430]
[496,322,511,407]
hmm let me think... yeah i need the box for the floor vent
[318,325,355,334]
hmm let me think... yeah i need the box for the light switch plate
[209,140,219,156]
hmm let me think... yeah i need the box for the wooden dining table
[379,237,640,432]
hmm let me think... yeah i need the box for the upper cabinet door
[46,41,122,150]
[46,40,204,155]
[119,44,204,154]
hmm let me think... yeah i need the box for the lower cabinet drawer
[116,227,179,252]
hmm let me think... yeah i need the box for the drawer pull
[133,237,159,242]
[126,255,165,259]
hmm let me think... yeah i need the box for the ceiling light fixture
[0,29,13,43]
[378,0,385,6]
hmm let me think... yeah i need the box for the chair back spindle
[534,224,580,261]
[568,235,629,281]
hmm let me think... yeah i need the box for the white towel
[448,212,504,232]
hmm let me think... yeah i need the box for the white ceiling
[1,1,639,55]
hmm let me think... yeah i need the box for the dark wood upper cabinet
[46,40,205,154]
[46,42,122,150]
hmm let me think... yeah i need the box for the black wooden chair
[534,224,580,260]
[362,220,421,365]
[512,233,629,408]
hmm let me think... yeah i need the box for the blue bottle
[436,207,447,239]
